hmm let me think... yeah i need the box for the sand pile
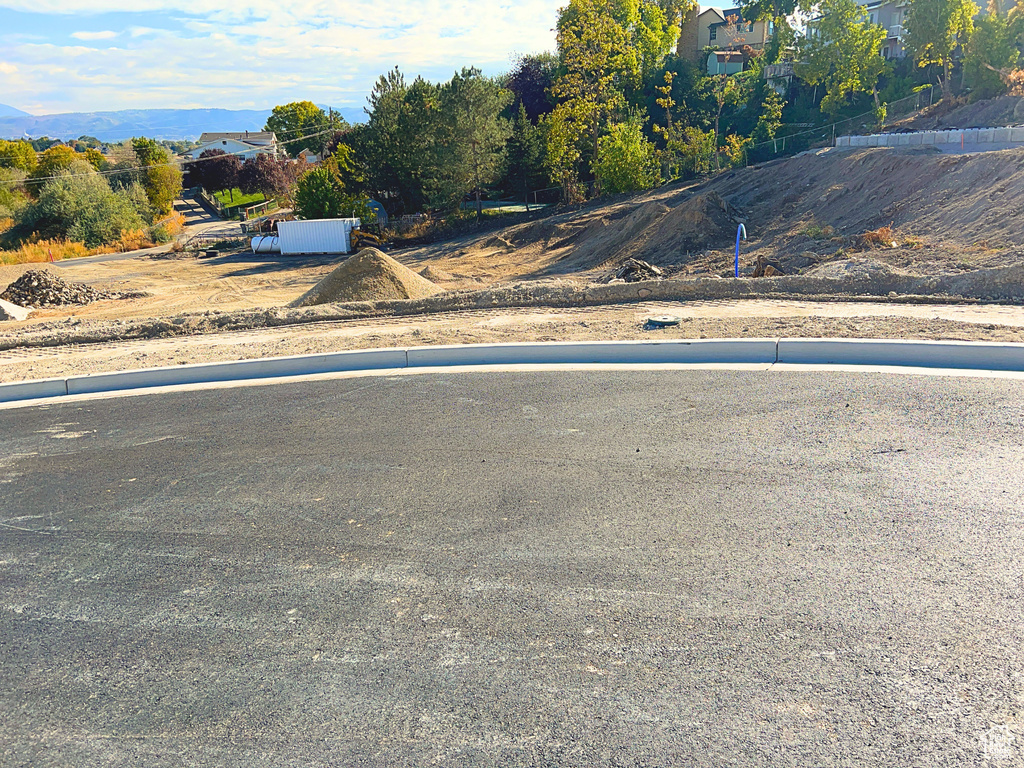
[291,248,443,307]
[419,265,455,283]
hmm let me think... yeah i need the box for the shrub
[594,112,661,194]
[28,161,146,247]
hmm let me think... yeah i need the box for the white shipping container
[277,218,360,255]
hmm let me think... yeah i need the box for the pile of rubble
[1,270,121,308]
[610,258,665,283]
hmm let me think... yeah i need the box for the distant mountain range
[0,103,31,118]
[0,106,367,142]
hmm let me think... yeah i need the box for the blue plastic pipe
[734,223,747,277]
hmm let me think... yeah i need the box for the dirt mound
[898,95,1024,131]
[419,266,455,283]
[538,192,737,274]
[711,146,1024,253]
[1,269,118,308]
[939,95,1024,128]
[637,192,738,261]
[291,248,443,307]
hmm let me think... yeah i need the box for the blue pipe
[734,223,747,277]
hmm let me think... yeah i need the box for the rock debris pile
[611,258,665,283]
[0,269,134,308]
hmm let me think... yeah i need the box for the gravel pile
[0,269,128,308]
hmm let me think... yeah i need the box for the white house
[186,131,279,161]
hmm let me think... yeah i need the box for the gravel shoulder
[3,298,1024,383]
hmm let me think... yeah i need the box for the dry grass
[0,226,160,265]
[155,212,186,237]
[0,238,94,265]
[857,224,899,249]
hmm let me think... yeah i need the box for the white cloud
[70,30,118,40]
[0,1,562,113]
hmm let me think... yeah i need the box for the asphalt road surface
[2,370,1023,767]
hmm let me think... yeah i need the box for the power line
[0,126,339,187]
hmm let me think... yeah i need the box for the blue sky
[0,1,732,116]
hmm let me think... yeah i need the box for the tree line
[2,0,1021,248]
[0,137,183,249]
[274,0,1022,216]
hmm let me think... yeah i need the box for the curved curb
[3,338,1024,404]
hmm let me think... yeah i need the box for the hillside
[401,145,1024,287]
[0,103,30,118]
[0,106,366,142]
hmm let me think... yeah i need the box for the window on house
[883,46,890,58]
[710,26,717,40]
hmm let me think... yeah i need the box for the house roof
[698,6,726,21]
[198,131,276,146]
[709,6,756,24]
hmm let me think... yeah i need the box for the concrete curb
[405,340,778,367]
[65,348,407,396]
[4,338,1024,404]
[777,339,1024,371]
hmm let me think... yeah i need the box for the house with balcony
[859,0,911,59]
[185,131,279,161]
[678,5,772,73]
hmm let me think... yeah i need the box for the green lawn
[213,188,265,208]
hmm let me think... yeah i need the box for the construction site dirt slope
[896,94,1024,131]
[291,247,442,307]
[404,145,1024,289]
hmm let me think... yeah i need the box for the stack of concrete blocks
[835,126,1024,148]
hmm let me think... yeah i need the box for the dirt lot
[2,139,1024,384]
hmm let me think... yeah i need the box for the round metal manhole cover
[647,315,681,327]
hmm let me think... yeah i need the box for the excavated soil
[893,94,1024,132]
[291,248,442,307]
[397,146,1024,290]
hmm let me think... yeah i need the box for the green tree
[361,68,440,213]
[963,6,1024,99]
[34,145,80,181]
[83,147,105,171]
[131,138,181,216]
[679,127,716,175]
[428,67,513,215]
[904,0,980,101]
[0,167,30,221]
[502,103,547,198]
[795,0,887,115]
[709,74,742,168]
[0,140,38,174]
[265,101,346,157]
[550,0,630,196]
[26,162,146,247]
[292,161,376,222]
[594,110,661,193]
[751,87,784,144]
